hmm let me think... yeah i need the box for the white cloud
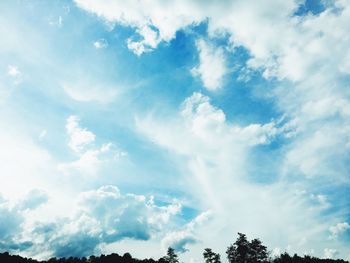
[20,185,182,258]
[34,0,350,102]
[162,230,196,253]
[72,0,350,191]
[78,185,181,241]
[329,222,350,240]
[74,0,206,55]
[0,184,183,259]
[61,116,126,177]
[191,39,227,91]
[324,248,339,259]
[136,91,348,259]
[284,123,350,180]
[0,191,50,254]
[58,149,101,176]
[7,65,21,77]
[127,26,161,56]
[72,0,298,61]
[93,38,108,49]
[137,92,281,161]
[58,143,126,177]
[66,115,95,153]
[6,65,22,85]
[161,210,212,253]
[61,115,102,176]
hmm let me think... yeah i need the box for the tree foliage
[249,238,268,263]
[161,247,178,263]
[203,248,221,263]
[226,233,269,263]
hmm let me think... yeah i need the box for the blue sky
[0,0,350,261]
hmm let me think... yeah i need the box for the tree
[226,233,250,263]
[122,252,133,263]
[162,247,179,263]
[88,255,96,263]
[249,238,268,263]
[203,248,221,263]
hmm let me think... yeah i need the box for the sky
[0,0,350,261]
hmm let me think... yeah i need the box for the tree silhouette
[123,253,133,263]
[203,248,221,263]
[227,233,250,263]
[249,238,268,263]
[162,247,179,263]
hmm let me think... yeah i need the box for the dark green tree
[226,233,250,263]
[203,248,221,263]
[162,247,179,263]
[249,238,268,263]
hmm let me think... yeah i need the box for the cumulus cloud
[72,0,298,63]
[60,116,126,177]
[191,39,227,91]
[47,215,101,258]
[74,0,206,55]
[162,231,196,253]
[9,186,182,258]
[127,26,161,56]
[59,144,110,176]
[0,191,49,253]
[66,115,96,153]
[78,185,181,242]
[73,0,350,129]
[161,211,212,253]
[137,92,282,163]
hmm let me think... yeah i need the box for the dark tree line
[0,233,348,263]
[226,233,268,263]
